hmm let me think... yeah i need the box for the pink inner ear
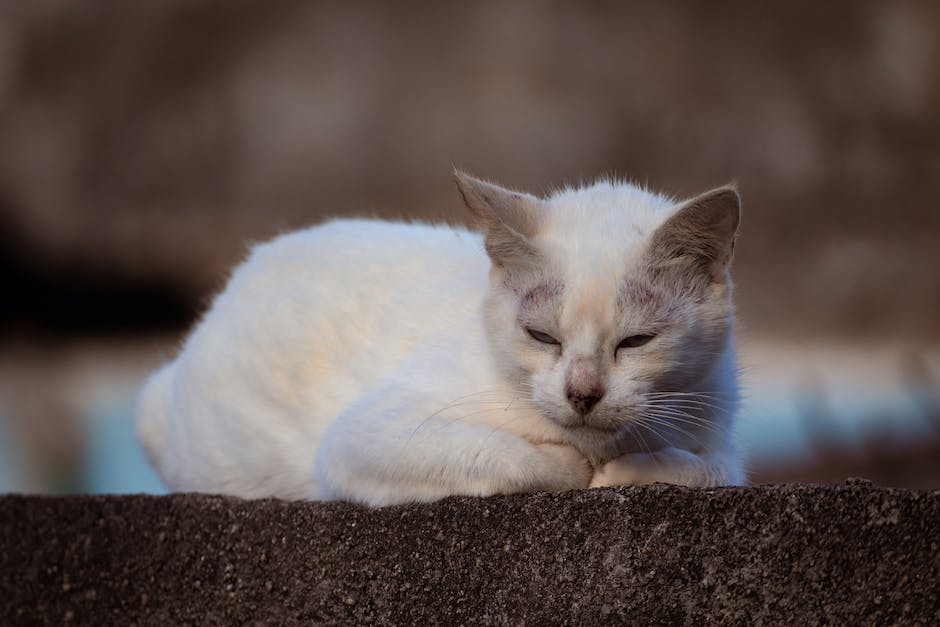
[646,187,739,285]
[454,171,541,239]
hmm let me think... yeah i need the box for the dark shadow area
[0,226,194,339]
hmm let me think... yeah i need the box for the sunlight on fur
[136,171,743,506]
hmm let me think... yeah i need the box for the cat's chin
[550,417,667,460]
[546,411,627,435]
[549,417,626,453]
[567,421,620,435]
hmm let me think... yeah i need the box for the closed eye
[616,334,656,352]
[526,328,561,345]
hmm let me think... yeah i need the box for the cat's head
[455,170,740,456]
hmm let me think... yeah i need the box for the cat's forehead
[539,180,675,261]
[544,180,673,230]
[511,181,684,330]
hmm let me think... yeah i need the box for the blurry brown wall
[1,0,938,339]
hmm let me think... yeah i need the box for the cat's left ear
[648,184,741,286]
[454,170,542,267]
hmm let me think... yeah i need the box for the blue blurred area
[0,415,27,493]
[738,385,936,463]
[85,399,166,495]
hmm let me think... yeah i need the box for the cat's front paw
[534,442,593,490]
[589,447,720,488]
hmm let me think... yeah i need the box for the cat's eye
[616,334,656,351]
[526,328,560,345]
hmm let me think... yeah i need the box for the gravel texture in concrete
[2,481,939,624]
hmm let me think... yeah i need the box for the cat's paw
[589,447,720,488]
[534,442,593,489]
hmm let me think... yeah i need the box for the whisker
[629,419,655,460]
[628,420,664,472]
[640,408,722,436]
[641,398,726,424]
[639,412,722,439]
[642,404,715,424]
[416,405,532,445]
[635,414,708,449]
[480,411,536,446]
[644,398,729,413]
[409,391,532,440]
[644,391,726,400]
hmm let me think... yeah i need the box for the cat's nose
[565,357,605,415]
[566,387,604,415]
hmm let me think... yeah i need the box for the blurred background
[1,1,938,494]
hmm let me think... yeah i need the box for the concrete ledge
[2,482,939,624]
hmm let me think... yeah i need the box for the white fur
[137,178,744,506]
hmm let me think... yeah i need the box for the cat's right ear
[647,184,741,288]
[454,170,541,267]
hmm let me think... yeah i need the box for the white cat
[136,171,744,506]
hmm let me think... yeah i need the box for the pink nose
[565,358,605,415]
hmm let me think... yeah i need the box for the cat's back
[198,218,489,397]
[234,219,484,288]
[253,218,485,277]
[136,219,490,495]
[203,217,487,339]
[173,218,489,385]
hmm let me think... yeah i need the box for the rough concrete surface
[2,482,939,625]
